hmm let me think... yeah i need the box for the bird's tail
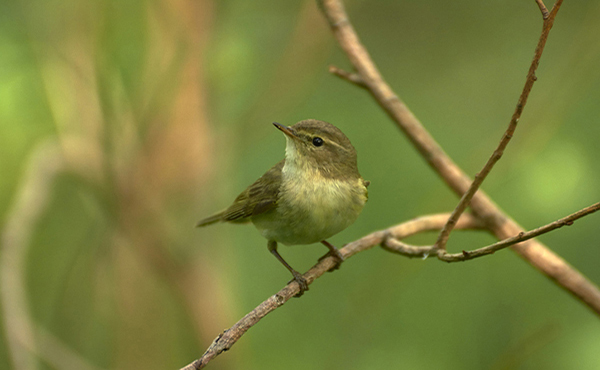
[196,212,224,227]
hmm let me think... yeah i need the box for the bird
[197,119,369,296]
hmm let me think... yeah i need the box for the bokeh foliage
[1,0,599,369]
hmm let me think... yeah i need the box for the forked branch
[320,0,600,316]
[179,213,484,370]
[434,0,564,251]
[183,199,599,369]
[180,0,600,368]
[384,202,600,261]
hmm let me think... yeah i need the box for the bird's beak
[273,122,298,140]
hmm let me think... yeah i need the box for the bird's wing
[201,160,284,225]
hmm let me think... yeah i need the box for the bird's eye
[312,137,324,147]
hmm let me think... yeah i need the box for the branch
[328,65,366,88]
[181,1,598,368]
[435,0,564,250]
[535,0,550,19]
[319,0,600,315]
[384,202,600,261]
[179,213,484,370]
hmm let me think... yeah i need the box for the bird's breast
[252,167,367,246]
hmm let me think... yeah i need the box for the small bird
[197,119,369,296]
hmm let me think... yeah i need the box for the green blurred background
[1,0,599,369]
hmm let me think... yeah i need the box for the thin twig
[435,0,564,251]
[179,213,484,370]
[319,0,600,315]
[328,65,367,87]
[381,239,432,258]
[384,202,600,262]
[535,0,550,19]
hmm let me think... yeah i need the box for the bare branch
[384,202,600,262]
[318,0,600,315]
[181,1,596,368]
[179,213,484,370]
[549,0,564,18]
[328,65,366,88]
[535,0,550,19]
[435,0,564,251]
[382,239,432,259]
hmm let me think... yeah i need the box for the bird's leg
[268,240,308,297]
[318,240,345,272]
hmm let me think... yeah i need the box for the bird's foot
[288,271,309,297]
[318,241,345,272]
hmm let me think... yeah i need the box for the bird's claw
[318,248,345,272]
[288,272,309,297]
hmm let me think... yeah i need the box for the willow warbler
[197,119,369,295]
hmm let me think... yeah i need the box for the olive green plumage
[196,160,284,226]
[197,119,369,295]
